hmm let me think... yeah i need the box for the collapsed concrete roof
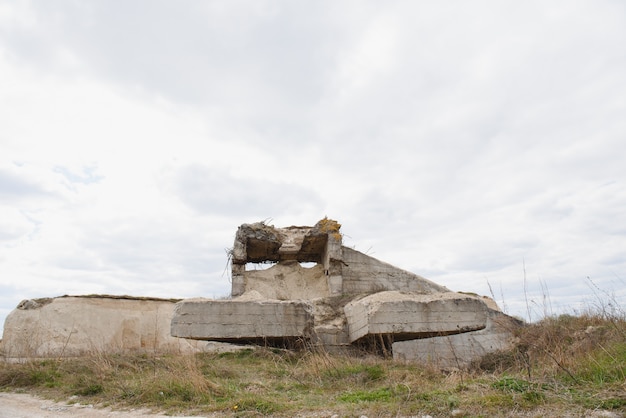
[231,219,339,264]
[171,218,520,367]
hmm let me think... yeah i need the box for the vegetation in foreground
[1,311,625,417]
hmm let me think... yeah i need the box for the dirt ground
[0,392,212,418]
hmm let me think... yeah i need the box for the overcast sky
[1,0,625,334]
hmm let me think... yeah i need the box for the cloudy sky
[1,0,625,333]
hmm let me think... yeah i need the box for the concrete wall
[238,261,330,300]
[1,296,205,359]
[341,248,449,294]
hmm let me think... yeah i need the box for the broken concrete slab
[392,310,521,368]
[343,291,489,343]
[171,298,314,344]
[231,218,342,264]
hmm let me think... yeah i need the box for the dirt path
[0,393,211,418]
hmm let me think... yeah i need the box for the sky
[1,0,626,335]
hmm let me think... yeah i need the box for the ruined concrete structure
[172,219,520,367]
[0,219,519,367]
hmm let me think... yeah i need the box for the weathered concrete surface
[341,248,449,294]
[309,297,351,347]
[238,261,330,300]
[1,296,205,359]
[393,310,521,368]
[343,291,489,343]
[171,297,314,343]
[231,219,341,264]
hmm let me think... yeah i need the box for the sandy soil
[0,392,212,418]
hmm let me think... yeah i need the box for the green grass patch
[491,376,548,407]
[492,376,532,392]
[217,348,255,359]
[338,387,393,403]
[323,363,386,383]
[73,383,104,396]
[232,397,282,414]
[571,342,626,384]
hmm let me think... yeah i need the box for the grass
[1,312,625,417]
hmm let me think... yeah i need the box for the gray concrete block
[344,291,488,342]
[171,298,314,340]
[392,311,519,368]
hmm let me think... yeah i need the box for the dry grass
[2,310,626,417]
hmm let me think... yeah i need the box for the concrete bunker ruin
[172,219,520,367]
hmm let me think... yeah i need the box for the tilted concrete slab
[343,291,489,343]
[392,310,521,368]
[171,298,314,342]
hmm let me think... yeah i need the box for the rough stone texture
[1,296,205,359]
[171,298,314,342]
[343,291,489,343]
[393,310,521,368]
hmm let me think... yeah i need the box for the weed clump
[315,217,342,241]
